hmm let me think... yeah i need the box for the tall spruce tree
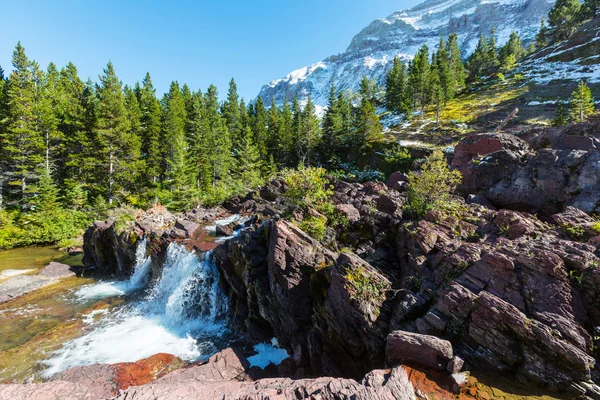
[3,42,43,207]
[447,33,466,93]
[223,78,242,147]
[252,97,268,160]
[355,98,384,168]
[536,18,549,48]
[96,61,139,204]
[321,79,343,164]
[297,96,320,167]
[162,81,192,196]
[138,73,163,185]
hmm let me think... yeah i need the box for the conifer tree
[291,95,302,166]
[321,79,343,164]
[96,62,139,204]
[138,73,163,185]
[267,97,281,158]
[297,96,320,167]
[447,33,466,93]
[279,98,294,167]
[553,101,568,126]
[569,81,594,122]
[355,98,384,168]
[409,45,430,110]
[162,81,192,196]
[385,57,407,113]
[234,126,262,188]
[536,18,549,48]
[549,0,581,40]
[499,32,526,67]
[57,62,86,196]
[3,42,43,207]
[33,62,61,176]
[252,97,268,160]
[435,36,453,103]
[337,92,354,158]
[487,27,499,69]
[202,85,233,187]
[223,78,242,147]
[359,75,377,104]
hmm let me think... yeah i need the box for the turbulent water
[43,239,230,376]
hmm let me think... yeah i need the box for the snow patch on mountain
[257,0,554,107]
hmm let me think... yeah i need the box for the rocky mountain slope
[257,0,554,108]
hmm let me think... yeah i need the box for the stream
[0,215,288,384]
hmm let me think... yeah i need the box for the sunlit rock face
[257,0,553,107]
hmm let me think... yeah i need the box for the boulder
[386,331,453,371]
[38,262,76,279]
[387,172,409,192]
[452,132,529,168]
[336,203,361,222]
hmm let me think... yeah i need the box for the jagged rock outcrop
[455,121,600,215]
[80,141,600,397]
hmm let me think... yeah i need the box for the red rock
[386,330,454,371]
[335,203,361,222]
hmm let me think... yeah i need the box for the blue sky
[0,0,420,100]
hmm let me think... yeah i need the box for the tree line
[384,30,531,121]
[0,42,388,219]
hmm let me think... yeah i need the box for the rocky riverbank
[47,120,600,398]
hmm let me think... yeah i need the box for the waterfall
[43,242,229,376]
[128,237,152,290]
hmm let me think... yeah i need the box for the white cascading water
[43,241,229,377]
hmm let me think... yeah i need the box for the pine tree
[385,57,407,113]
[162,81,192,196]
[337,92,354,159]
[549,0,582,40]
[223,78,242,147]
[33,62,61,177]
[536,18,549,48]
[359,75,377,104]
[408,45,430,110]
[355,99,384,168]
[321,78,343,164]
[569,81,595,122]
[267,97,281,159]
[279,98,294,167]
[3,42,43,207]
[435,36,453,103]
[487,27,499,69]
[234,126,262,188]
[467,34,492,81]
[291,95,302,166]
[297,96,321,167]
[499,32,526,68]
[202,85,233,187]
[57,62,86,196]
[447,33,466,93]
[96,61,139,204]
[553,101,568,126]
[138,73,163,185]
[252,97,268,160]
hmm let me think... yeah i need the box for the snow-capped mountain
[257,0,554,107]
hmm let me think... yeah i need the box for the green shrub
[345,265,390,303]
[298,215,328,241]
[592,221,600,235]
[282,166,333,208]
[405,150,462,217]
[562,223,585,240]
[317,202,349,229]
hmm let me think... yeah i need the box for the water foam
[74,238,152,301]
[44,242,229,376]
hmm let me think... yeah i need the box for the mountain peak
[257,0,554,107]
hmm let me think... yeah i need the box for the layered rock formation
[78,122,600,398]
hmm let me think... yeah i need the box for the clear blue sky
[0,0,420,101]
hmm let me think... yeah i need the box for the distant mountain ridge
[257,0,554,107]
